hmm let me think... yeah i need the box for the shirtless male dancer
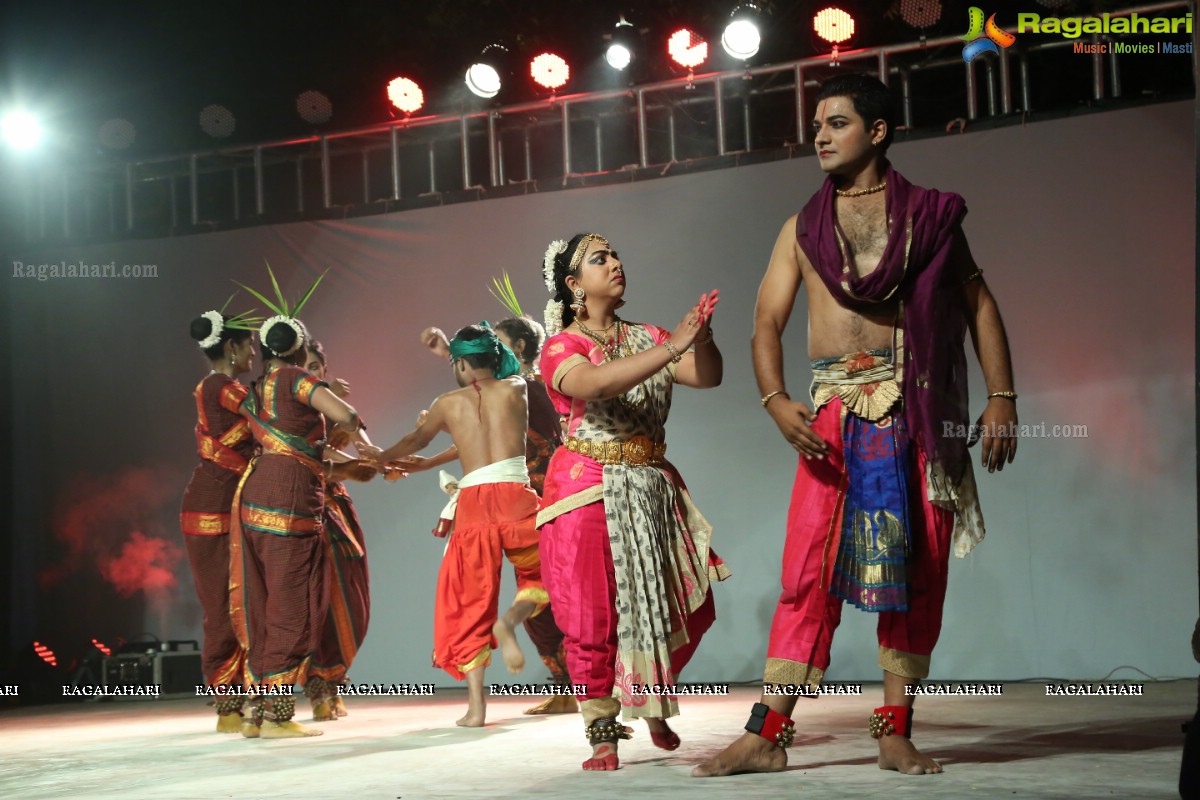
[695,73,1017,778]
[359,324,547,727]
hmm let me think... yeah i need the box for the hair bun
[190,316,213,341]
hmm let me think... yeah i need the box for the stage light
[899,0,942,30]
[813,7,856,45]
[387,77,424,114]
[296,90,333,125]
[33,641,58,667]
[466,44,509,99]
[1,110,42,151]
[606,17,637,70]
[530,53,570,91]
[668,28,709,70]
[91,638,111,657]
[199,104,236,138]
[98,118,135,150]
[722,4,763,60]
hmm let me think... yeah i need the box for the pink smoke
[40,466,185,603]
[99,531,182,596]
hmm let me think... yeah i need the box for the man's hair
[816,73,898,153]
[450,324,501,373]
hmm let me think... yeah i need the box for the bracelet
[662,341,684,364]
[761,390,788,408]
[693,327,714,346]
[987,391,1018,401]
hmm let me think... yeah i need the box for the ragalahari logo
[961,7,1016,62]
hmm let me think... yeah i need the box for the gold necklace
[836,180,887,198]
[575,318,628,359]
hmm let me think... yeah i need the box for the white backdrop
[7,100,1195,687]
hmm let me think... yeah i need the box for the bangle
[988,391,1017,401]
[761,390,788,408]
[662,341,683,363]
[694,327,714,346]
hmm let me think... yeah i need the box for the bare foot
[692,731,787,777]
[456,709,486,728]
[877,736,942,774]
[331,696,348,717]
[493,618,525,674]
[583,742,620,771]
[311,700,338,722]
[260,720,324,738]
[216,714,242,734]
[646,717,680,751]
[241,719,261,738]
[524,694,579,715]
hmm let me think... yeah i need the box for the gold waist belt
[565,435,666,467]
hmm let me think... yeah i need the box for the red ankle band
[869,705,912,738]
[745,702,796,749]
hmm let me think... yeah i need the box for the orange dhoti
[434,474,547,680]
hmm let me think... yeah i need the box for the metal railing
[9,1,1193,245]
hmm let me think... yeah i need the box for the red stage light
[33,641,58,667]
[530,53,570,90]
[668,28,709,69]
[813,7,856,44]
[387,77,424,115]
[91,638,112,657]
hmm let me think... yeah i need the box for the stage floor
[0,682,1190,799]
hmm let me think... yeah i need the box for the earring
[570,287,586,317]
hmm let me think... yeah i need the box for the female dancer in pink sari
[536,233,729,770]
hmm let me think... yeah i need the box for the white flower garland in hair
[543,239,568,291]
[198,310,224,349]
[543,298,565,338]
[260,315,306,357]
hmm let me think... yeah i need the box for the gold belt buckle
[622,435,653,466]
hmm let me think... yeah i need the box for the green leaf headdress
[195,292,264,350]
[234,260,327,357]
[488,271,524,318]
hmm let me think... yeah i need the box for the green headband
[449,321,522,380]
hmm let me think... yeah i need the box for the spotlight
[668,28,709,70]
[530,53,570,92]
[199,104,236,138]
[721,4,763,60]
[605,17,637,70]
[466,44,509,99]
[296,90,333,125]
[98,118,135,150]
[899,0,943,30]
[1,110,42,151]
[387,77,425,115]
[812,7,856,59]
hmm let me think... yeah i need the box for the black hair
[190,313,252,361]
[815,73,898,154]
[450,324,501,373]
[260,319,308,366]
[307,339,327,367]
[550,232,591,329]
[495,316,544,366]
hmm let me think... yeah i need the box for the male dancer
[416,320,575,715]
[695,73,1017,777]
[360,324,547,727]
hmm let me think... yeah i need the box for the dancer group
[180,74,1017,773]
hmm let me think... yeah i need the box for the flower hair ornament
[235,261,327,358]
[543,240,568,291]
[196,293,263,350]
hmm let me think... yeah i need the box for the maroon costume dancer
[181,307,258,732]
